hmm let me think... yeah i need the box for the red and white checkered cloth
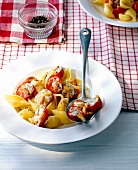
[0,0,138,111]
[0,0,65,44]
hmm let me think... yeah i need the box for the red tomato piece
[87,95,102,113]
[16,76,37,101]
[113,7,126,18]
[54,66,64,78]
[68,105,83,122]
[23,76,37,84]
[46,75,62,94]
[73,89,80,99]
[35,106,48,127]
[132,1,138,13]
[68,100,91,122]
[68,96,103,123]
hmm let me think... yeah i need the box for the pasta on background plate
[4,66,89,129]
[92,0,138,22]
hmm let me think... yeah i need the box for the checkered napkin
[0,0,65,44]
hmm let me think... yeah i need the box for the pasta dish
[4,66,86,128]
[4,66,102,128]
[92,0,138,21]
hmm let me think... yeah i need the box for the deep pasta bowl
[18,2,58,39]
[0,51,122,144]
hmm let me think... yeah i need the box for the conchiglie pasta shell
[119,8,136,21]
[52,110,73,124]
[28,99,40,112]
[62,68,72,84]
[57,98,69,111]
[119,13,131,21]
[31,80,44,93]
[125,8,136,21]
[120,0,132,9]
[53,94,64,108]
[38,71,48,86]
[46,100,56,115]
[18,108,34,120]
[45,115,60,128]
[76,78,81,86]
[104,3,115,18]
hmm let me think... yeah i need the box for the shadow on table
[27,112,135,152]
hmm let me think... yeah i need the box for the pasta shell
[45,115,60,128]
[119,8,136,21]
[28,99,40,112]
[18,108,34,120]
[4,94,29,107]
[119,13,131,21]
[52,110,73,124]
[62,68,72,84]
[120,0,132,9]
[104,3,115,18]
[46,100,56,115]
[57,98,69,111]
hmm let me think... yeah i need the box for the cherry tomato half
[46,75,62,94]
[16,76,37,101]
[68,100,92,122]
[113,7,126,18]
[132,1,138,13]
[35,105,48,127]
[23,76,37,84]
[68,96,103,123]
[54,66,64,78]
[70,88,80,100]
[68,105,83,122]
[87,95,102,113]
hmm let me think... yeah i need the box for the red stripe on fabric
[131,28,138,80]
[0,17,12,23]
[1,3,13,10]
[72,0,75,53]
[124,27,136,110]
[0,44,5,69]
[0,30,11,37]
[118,26,128,109]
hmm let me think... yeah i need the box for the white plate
[78,0,138,28]
[0,51,122,144]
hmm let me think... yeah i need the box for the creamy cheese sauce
[25,83,34,94]
[70,107,81,116]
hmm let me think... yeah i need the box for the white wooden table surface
[1,110,138,170]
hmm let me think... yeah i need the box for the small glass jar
[18,2,58,39]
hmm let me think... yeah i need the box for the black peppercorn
[28,15,50,28]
